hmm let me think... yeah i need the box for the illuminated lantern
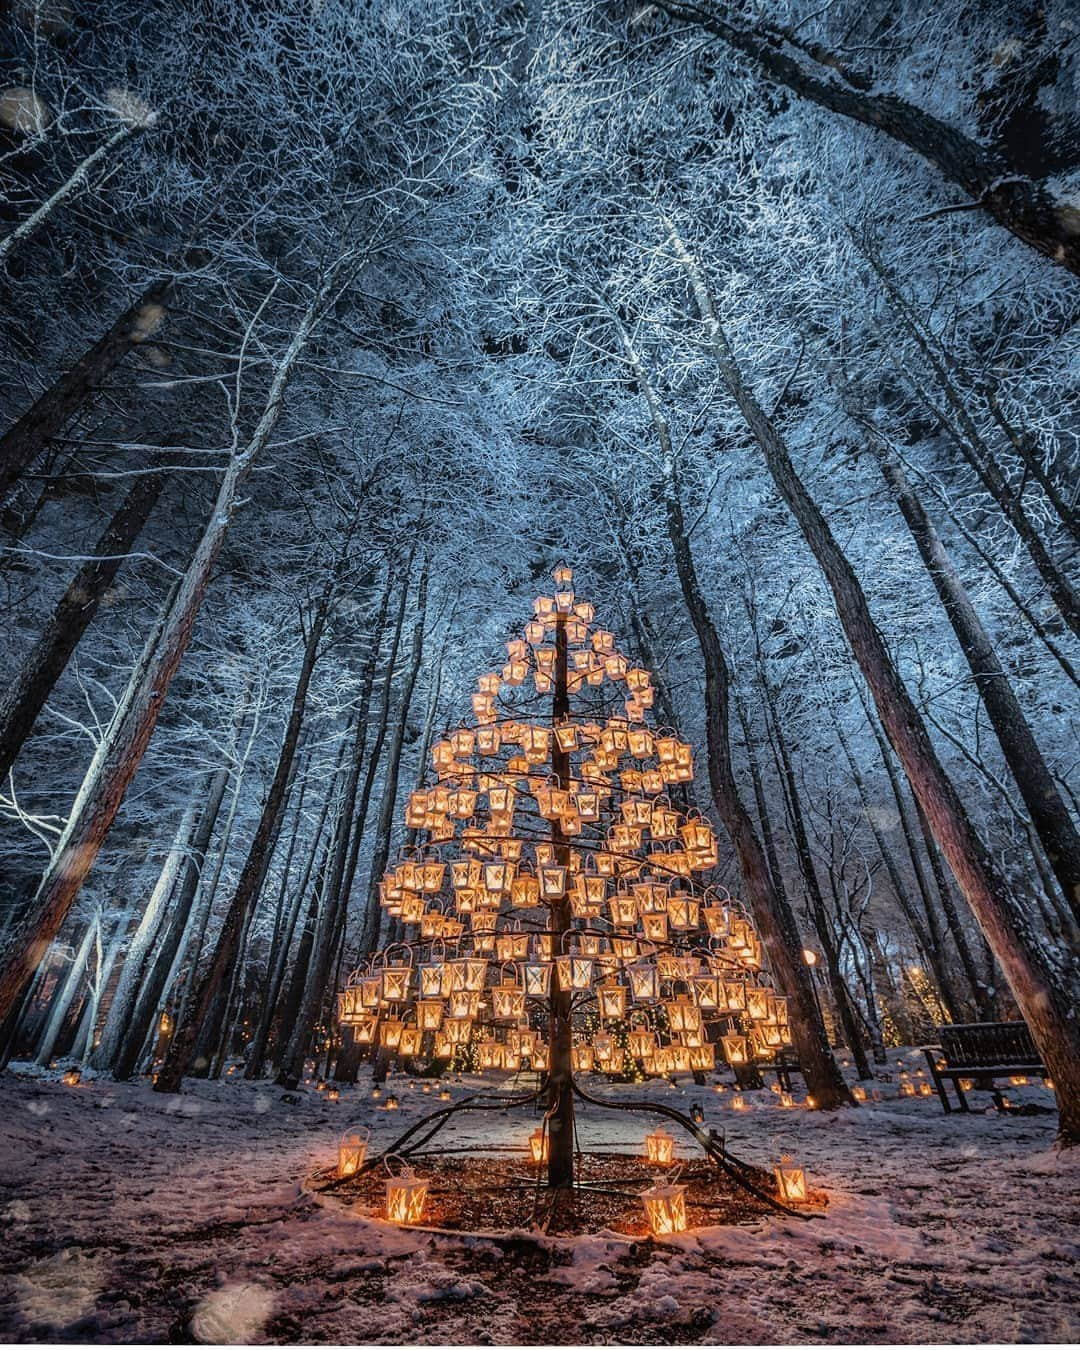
[416,999,444,1032]
[380,1019,404,1049]
[702,905,729,938]
[641,912,668,943]
[386,1169,430,1225]
[538,864,567,900]
[645,1128,675,1166]
[529,1127,550,1164]
[692,974,721,1010]
[597,983,627,1022]
[381,963,412,1004]
[510,872,540,908]
[572,1043,595,1072]
[492,979,526,1021]
[689,1044,715,1071]
[398,1027,423,1056]
[609,891,638,928]
[62,1068,81,1086]
[746,987,770,1021]
[641,1182,688,1236]
[555,954,594,991]
[774,1158,808,1205]
[353,1014,378,1044]
[731,1094,746,1110]
[722,1033,749,1066]
[851,1085,867,1103]
[338,1129,369,1177]
[667,896,700,931]
[523,961,552,998]
[629,962,659,1003]
[451,727,475,757]
[496,930,529,962]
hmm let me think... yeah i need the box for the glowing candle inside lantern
[641,1182,688,1235]
[774,1158,808,1204]
[644,1128,675,1166]
[386,1170,429,1225]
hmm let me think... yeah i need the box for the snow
[0,1053,1077,1344]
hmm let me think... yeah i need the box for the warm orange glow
[529,1128,549,1165]
[386,1172,429,1225]
[774,1159,808,1204]
[641,1182,688,1235]
[644,1128,675,1166]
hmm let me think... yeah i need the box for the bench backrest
[939,1021,1042,1068]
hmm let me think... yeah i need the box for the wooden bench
[921,1022,1046,1112]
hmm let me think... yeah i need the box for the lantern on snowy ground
[852,1085,867,1103]
[641,1182,688,1236]
[326,1087,340,1103]
[385,1094,400,1111]
[529,1128,549,1165]
[645,1128,675,1166]
[730,1094,746,1111]
[338,1129,369,1177]
[386,1167,429,1225]
[774,1157,808,1204]
[62,1068,81,1086]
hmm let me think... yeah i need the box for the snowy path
[0,1057,1076,1344]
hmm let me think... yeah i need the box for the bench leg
[922,1047,952,1113]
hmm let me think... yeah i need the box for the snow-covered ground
[0,1052,1076,1345]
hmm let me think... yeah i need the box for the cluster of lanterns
[338,566,791,1085]
[337,1119,809,1233]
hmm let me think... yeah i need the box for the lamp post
[802,948,826,1039]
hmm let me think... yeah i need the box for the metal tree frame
[337,567,808,1224]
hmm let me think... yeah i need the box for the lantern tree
[338,565,793,1196]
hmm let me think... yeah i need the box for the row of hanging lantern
[342,566,786,1081]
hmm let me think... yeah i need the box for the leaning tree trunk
[869,439,1080,923]
[670,222,1080,1140]
[155,587,335,1094]
[91,801,197,1071]
[0,280,171,503]
[613,315,851,1109]
[649,0,1080,276]
[0,470,167,783]
[0,279,333,1028]
[33,920,97,1067]
[112,763,232,1080]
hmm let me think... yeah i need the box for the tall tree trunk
[249,569,393,1080]
[649,1,1080,275]
[612,314,851,1108]
[671,224,1080,1140]
[0,471,167,783]
[155,587,335,1094]
[868,438,1080,922]
[853,678,970,1019]
[0,280,171,502]
[759,678,873,1079]
[733,698,785,899]
[112,763,232,1080]
[0,281,331,1027]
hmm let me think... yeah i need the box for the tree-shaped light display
[338,565,792,1194]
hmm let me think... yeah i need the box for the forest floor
[0,1051,1076,1346]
